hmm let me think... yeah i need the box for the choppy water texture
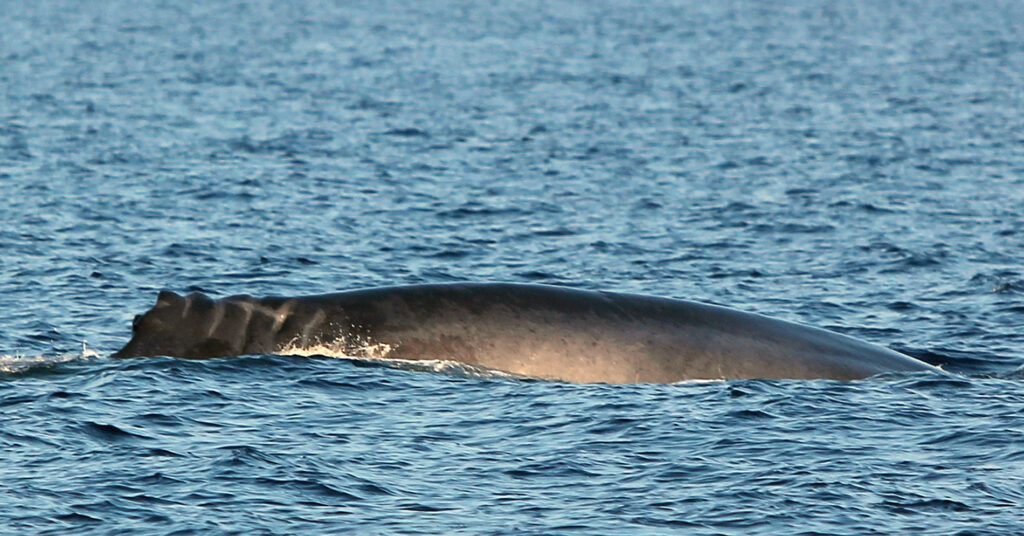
[2,0,1024,534]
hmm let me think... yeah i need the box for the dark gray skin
[111,283,942,382]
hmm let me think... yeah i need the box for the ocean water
[2,0,1024,533]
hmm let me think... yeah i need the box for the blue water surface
[2,0,1024,534]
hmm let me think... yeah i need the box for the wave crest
[0,343,100,374]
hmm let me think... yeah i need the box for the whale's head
[112,290,239,358]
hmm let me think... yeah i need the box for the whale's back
[113,283,941,382]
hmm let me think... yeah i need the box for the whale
[111,283,942,382]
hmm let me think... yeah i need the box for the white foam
[0,342,100,374]
[278,339,523,380]
[279,339,395,360]
[670,378,726,385]
[0,354,78,374]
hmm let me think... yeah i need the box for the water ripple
[3,0,1024,533]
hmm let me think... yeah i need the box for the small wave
[0,343,100,374]
[1004,364,1024,380]
[897,346,1013,376]
[671,378,726,385]
[79,421,153,443]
